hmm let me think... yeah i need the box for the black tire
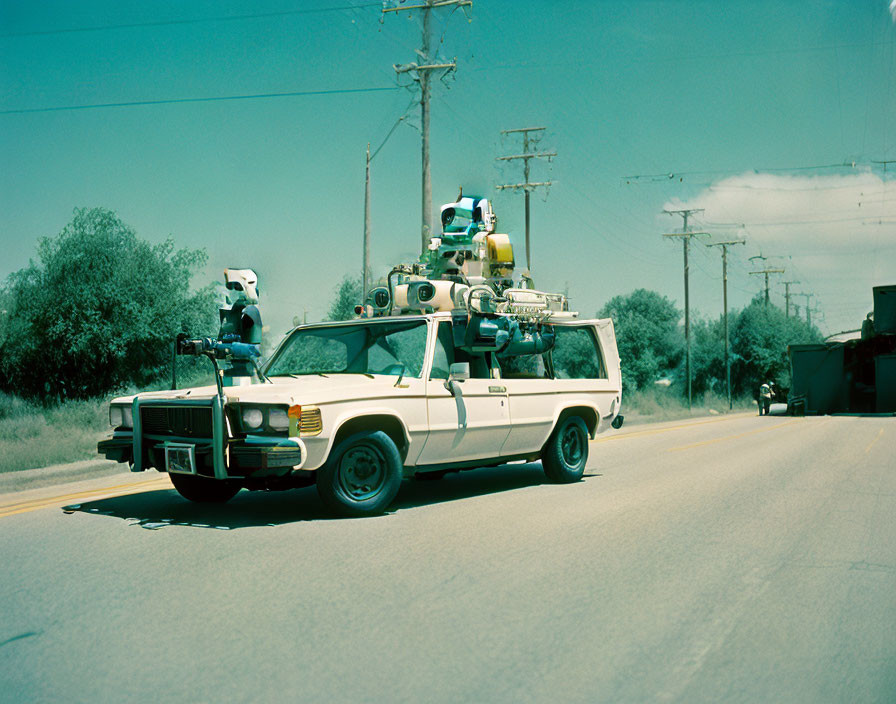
[317,430,403,517]
[169,472,241,503]
[541,415,588,483]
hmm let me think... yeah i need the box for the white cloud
[663,171,896,334]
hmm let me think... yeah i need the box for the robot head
[224,268,259,305]
[440,196,496,238]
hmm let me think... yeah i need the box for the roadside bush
[598,289,684,392]
[0,207,217,402]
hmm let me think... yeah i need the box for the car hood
[111,374,410,407]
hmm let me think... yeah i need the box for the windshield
[267,319,429,378]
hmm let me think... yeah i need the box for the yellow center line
[865,428,885,454]
[593,412,756,443]
[667,418,804,452]
[0,477,172,519]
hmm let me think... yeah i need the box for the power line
[371,96,417,160]
[469,41,896,73]
[0,3,382,38]
[708,181,883,192]
[703,215,893,226]
[0,86,401,115]
[622,162,859,183]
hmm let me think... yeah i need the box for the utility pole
[663,208,709,410]
[797,293,814,327]
[706,239,745,410]
[496,127,556,271]
[808,306,821,329]
[782,280,800,318]
[384,0,472,254]
[363,143,371,296]
[361,110,408,297]
[750,267,785,306]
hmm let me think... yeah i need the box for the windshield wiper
[394,365,406,387]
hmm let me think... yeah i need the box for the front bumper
[98,434,304,478]
[230,437,303,471]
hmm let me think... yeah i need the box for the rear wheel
[169,472,241,503]
[317,430,402,517]
[541,415,588,483]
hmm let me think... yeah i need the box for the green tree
[327,275,362,321]
[0,290,10,350]
[685,316,727,396]
[0,207,217,401]
[730,296,823,398]
[598,289,684,391]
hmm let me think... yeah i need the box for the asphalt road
[1,413,894,703]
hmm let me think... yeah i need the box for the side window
[430,322,492,379]
[430,323,453,379]
[365,323,428,377]
[498,353,550,379]
[551,326,607,379]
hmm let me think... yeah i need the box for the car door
[496,351,557,456]
[417,321,510,465]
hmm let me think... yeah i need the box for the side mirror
[448,362,470,381]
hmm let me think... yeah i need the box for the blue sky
[2,0,894,340]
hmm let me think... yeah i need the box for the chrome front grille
[140,406,213,438]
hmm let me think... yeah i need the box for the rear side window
[498,353,550,379]
[551,326,606,379]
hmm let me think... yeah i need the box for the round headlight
[268,408,289,431]
[242,407,264,429]
[109,406,123,427]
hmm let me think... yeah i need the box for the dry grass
[0,393,110,473]
[0,359,226,474]
[623,387,755,425]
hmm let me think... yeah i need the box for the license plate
[166,444,196,475]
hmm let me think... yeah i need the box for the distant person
[861,312,875,340]
[759,381,774,416]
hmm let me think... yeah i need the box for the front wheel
[541,416,589,483]
[317,430,403,517]
[169,472,241,503]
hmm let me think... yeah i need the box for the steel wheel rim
[560,425,584,466]
[338,443,387,501]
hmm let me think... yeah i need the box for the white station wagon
[99,312,622,516]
